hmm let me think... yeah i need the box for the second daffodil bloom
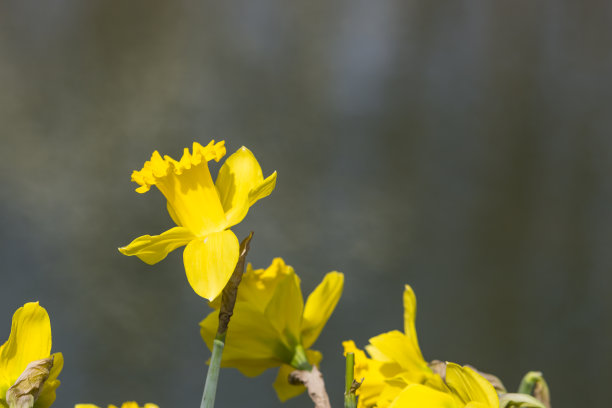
[200,258,344,402]
[75,403,158,408]
[343,285,498,408]
[0,302,63,408]
[119,140,277,300]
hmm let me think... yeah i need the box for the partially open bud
[518,371,551,408]
[6,357,54,408]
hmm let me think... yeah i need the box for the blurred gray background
[1,1,611,407]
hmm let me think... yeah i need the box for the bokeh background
[1,1,611,407]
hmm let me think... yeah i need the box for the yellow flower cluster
[6,139,548,408]
[344,285,498,408]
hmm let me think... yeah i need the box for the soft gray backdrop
[1,1,611,407]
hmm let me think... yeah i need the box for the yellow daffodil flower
[344,285,498,408]
[0,302,63,408]
[75,403,158,408]
[119,140,277,300]
[200,258,343,401]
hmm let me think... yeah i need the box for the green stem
[200,233,253,408]
[345,352,357,408]
[201,332,226,408]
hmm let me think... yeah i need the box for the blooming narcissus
[200,258,344,401]
[119,140,277,300]
[75,404,158,408]
[0,302,63,408]
[343,285,498,408]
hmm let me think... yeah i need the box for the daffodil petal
[272,350,322,402]
[444,363,499,407]
[35,352,63,408]
[121,403,159,408]
[119,227,194,265]
[273,364,305,402]
[464,403,491,408]
[0,302,51,391]
[234,258,294,311]
[264,271,304,349]
[361,285,429,380]
[366,330,431,382]
[388,384,457,408]
[219,357,279,377]
[215,146,276,228]
[184,230,239,300]
[403,285,425,363]
[301,272,343,348]
[247,171,277,207]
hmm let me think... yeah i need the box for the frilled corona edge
[131,140,227,193]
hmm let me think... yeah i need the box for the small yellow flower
[0,302,63,408]
[119,140,277,300]
[75,403,158,408]
[200,258,344,401]
[344,285,498,408]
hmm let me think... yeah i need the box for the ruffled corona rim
[131,140,227,193]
